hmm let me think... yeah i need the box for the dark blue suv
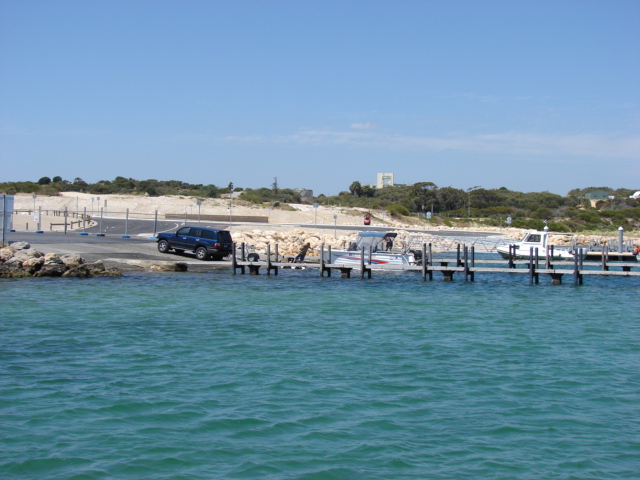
[156,226,233,261]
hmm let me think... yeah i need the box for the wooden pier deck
[229,243,640,285]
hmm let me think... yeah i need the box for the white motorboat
[496,230,585,260]
[323,232,418,268]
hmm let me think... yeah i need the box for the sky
[1,0,639,196]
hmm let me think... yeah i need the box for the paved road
[4,219,498,251]
[12,216,495,237]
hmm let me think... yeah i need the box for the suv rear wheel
[195,247,210,261]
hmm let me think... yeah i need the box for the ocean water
[1,269,639,480]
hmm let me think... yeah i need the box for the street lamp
[467,186,480,219]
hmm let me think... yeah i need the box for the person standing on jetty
[294,242,311,263]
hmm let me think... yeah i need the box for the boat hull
[496,245,583,260]
[326,250,416,269]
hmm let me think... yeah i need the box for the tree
[361,185,375,198]
[349,181,363,197]
[38,176,51,185]
[52,176,62,183]
[272,177,279,194]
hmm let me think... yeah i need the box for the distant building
[363,173,408,190]
[377,173,394,189]
[583,190,610,201]
[630,191,640,199]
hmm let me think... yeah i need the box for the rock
[11,248,44,262]
[22,257,44,274]
[0,247,15,261]
[99,268,123,277]
[43,253,63,264]
[85,260,106,274]
[60,254,84,268]
[34,263,67,277]
[11,241,30,250]
[0,262,30,277]
[62,265,92,278]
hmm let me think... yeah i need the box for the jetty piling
[230,241,639,285]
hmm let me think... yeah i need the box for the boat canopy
[348,232,397,252]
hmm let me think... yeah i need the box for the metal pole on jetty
[152,210,158,239]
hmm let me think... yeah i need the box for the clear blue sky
[1,0,638,196]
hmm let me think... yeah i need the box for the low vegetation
[1,176,637,232]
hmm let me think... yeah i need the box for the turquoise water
[1,270,639,479]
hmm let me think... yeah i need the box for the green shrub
[386,204,410,218]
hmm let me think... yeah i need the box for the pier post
[327,245,332,277]
[508,245,515,268]
[232,243,237,275]
[320,245,326,277]
[601,245,607,271]
[463,245,469,282]
[272,243,278,275]
[428,243,433,280]
[470,246,475,282]
[456,244,462,267]
[266,244,273,275]
[572,249,582,285]
[528,247,534,284]
[421,243,427,281]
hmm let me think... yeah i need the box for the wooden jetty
[230,243,639,285]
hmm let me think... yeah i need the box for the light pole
[467,186,480,219]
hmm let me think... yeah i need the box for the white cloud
[282,129,640,160]
[182,127,639,162]
[349,122,377,130]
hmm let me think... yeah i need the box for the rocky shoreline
[0,242,123,278]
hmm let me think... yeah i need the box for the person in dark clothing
[383,236,393,251]
[294,243,311,263]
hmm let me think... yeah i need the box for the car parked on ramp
[156,226,233,260]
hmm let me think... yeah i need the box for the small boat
[496,230,585,260]
[323,232,418,268]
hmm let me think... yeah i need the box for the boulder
[11,241,30,250]
[100,268,123,277]
[11,248,44,262]
[62,265,92,278]
[22,257,44,274]
[43,253,63,264]
[60,254,84,268]
[0,247,15,261]
[34,263,67,277]
[0,262,30,277]
[85,260,106,274]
